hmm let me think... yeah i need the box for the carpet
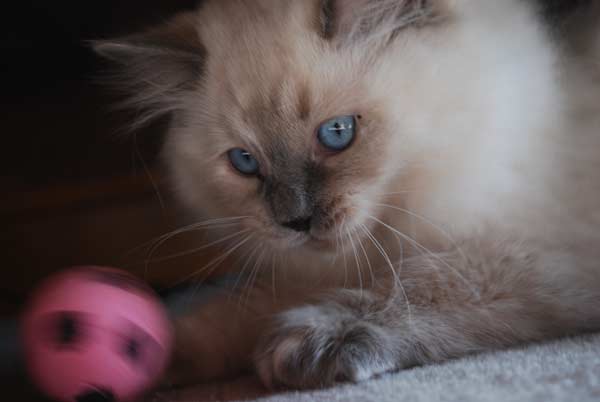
[160,333,600,402]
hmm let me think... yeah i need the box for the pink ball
[21,267,173,402]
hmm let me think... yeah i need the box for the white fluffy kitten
[96,0,600,390]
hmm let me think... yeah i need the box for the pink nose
[282,216,312,232]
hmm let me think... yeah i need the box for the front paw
[254,303,398,389]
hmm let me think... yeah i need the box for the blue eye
[228,148,260,176]
[317,115,357,152]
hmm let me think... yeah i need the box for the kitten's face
[97,0,561,255]
[167,2,406,252]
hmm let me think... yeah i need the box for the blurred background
[1,0,207,311]
[1,1,210,398]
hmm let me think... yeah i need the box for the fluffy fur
[96,0,600,391]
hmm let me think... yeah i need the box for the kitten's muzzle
[266,179,316,233]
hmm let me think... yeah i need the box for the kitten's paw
[254,303,398,389]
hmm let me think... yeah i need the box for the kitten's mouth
[306,235,335,250]
[301,230,343,252]
[266,213,352,251]
[274,230,336,251]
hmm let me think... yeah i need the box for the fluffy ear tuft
[93,12,205,127]
[323,0,448,45]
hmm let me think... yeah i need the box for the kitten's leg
[166,282,308,386]
[255,239,600,389]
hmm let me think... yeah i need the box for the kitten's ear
[322,0,449,44]
[93,12,205,125]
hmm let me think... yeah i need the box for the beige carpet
[156,333,600,402]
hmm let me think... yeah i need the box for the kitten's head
[96,0,559,256]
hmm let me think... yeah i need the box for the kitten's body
[96,0,600,391]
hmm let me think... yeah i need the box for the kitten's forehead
[246,78,313,137]
[245,90,315,176]
[220,62,363,173]
[200,0,369,163]
[199,0,315,57]
[198,2,317,140]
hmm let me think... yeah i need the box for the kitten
[95,0,600,390]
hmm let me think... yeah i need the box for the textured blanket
[162,334,600,402]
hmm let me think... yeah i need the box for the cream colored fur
[95,0,600,392]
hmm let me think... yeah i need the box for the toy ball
[21,267,173,402]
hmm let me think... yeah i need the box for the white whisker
[339,217,349,289]
[368,215,480,299]
[125,215,249,260]
[354,225,376,288]
[374,203,469,262]
[241,244,268,308]
[178,233,254,309]
[271,250,278,301]
[133,132,166,211]
[230,241,262,297]
[138,216,250,278]
[331,220,342,267]
[174,233,254,287]
[359,223,413,324]
[146,228,251,266]
[346,226,364,297]
[374,190,419,197]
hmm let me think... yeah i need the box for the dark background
[1,2,200,399]
[1,0,206,306]
[1,0,198,190]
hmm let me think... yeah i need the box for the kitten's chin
[267,232,338,254]
[305,236,337,252]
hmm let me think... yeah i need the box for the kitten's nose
[75,389,115,402]
[282,216,312,232]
